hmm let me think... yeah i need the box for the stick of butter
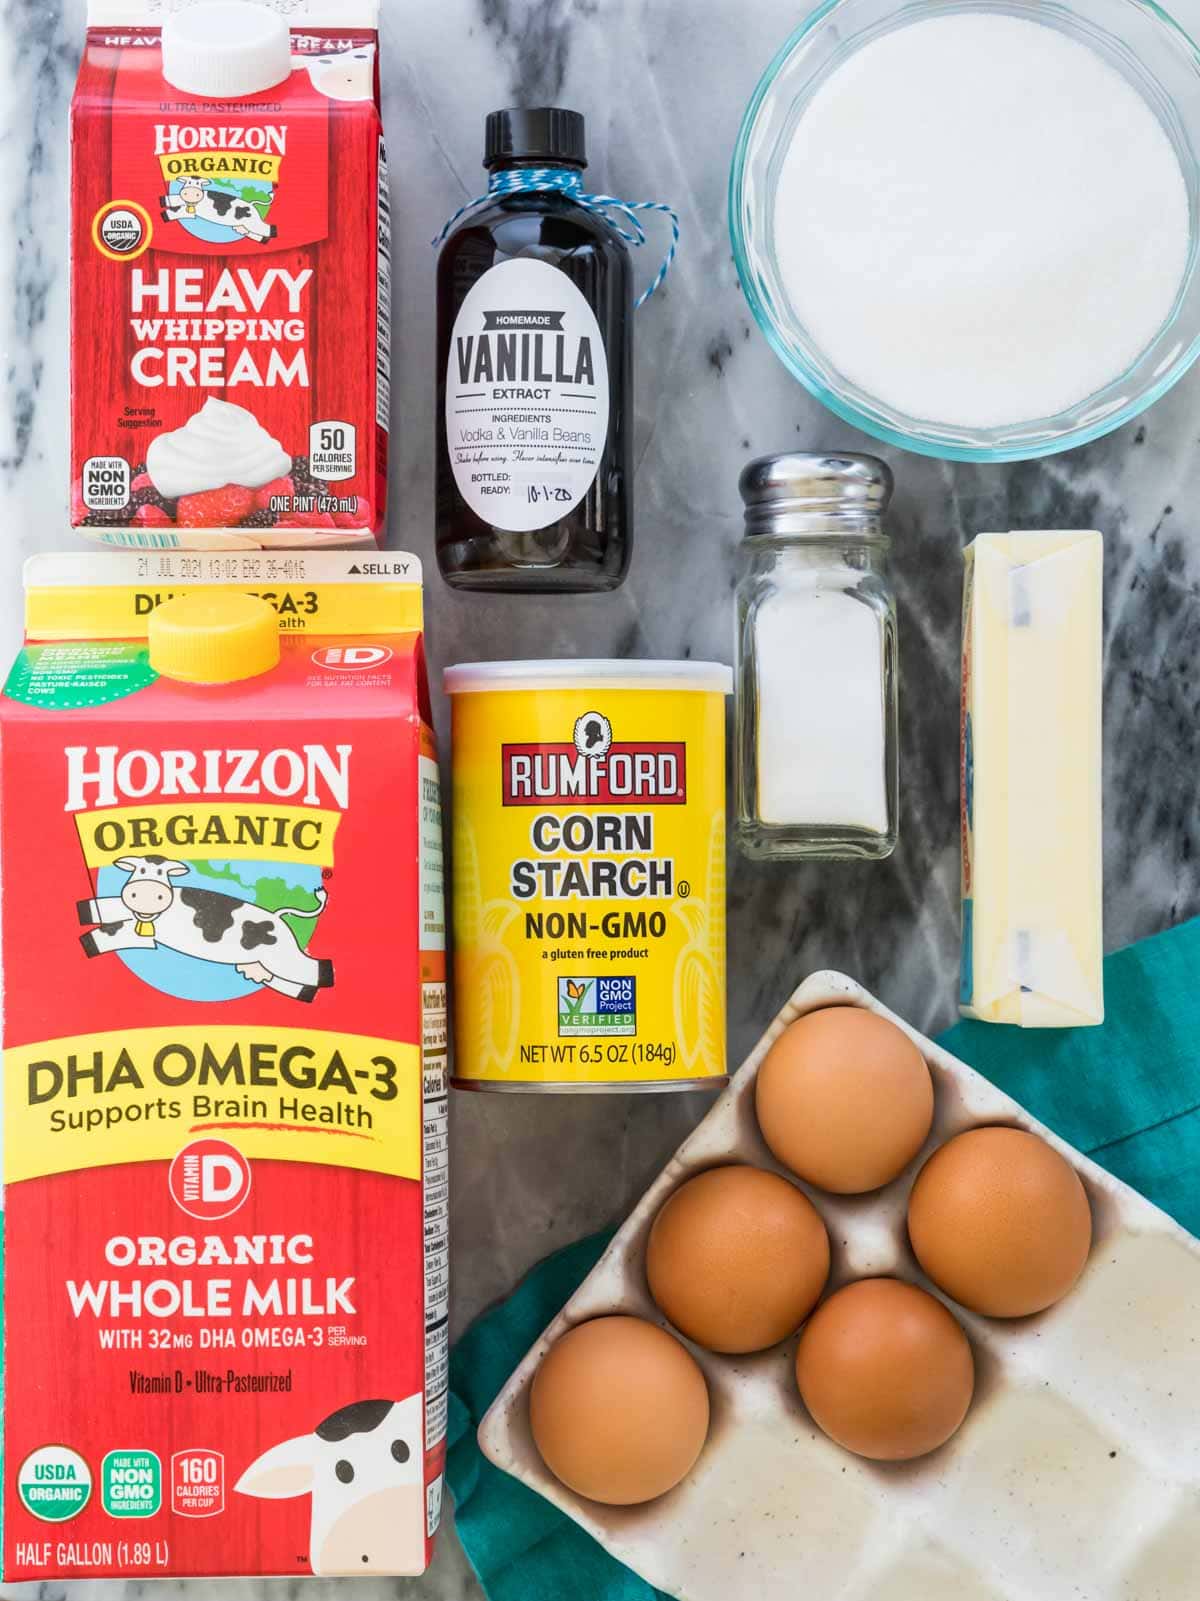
[960,531,1103,1027]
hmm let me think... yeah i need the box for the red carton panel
[70,4,388,548]
[1,553,447,1580]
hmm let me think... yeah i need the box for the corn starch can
[446,660,732,1092]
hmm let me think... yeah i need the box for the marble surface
[4,0,1200,1596]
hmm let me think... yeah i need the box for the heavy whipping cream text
[129,271,314,389]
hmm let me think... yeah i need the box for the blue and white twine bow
[432,167,680,308]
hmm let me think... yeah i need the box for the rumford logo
[502,715,686,807]
[155,124,285,247]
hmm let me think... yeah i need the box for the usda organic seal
[17,1444,92,1521]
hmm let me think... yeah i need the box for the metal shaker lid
[738,452,893,533]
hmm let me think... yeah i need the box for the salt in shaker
[734,451,898,859]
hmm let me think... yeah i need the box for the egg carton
[478,971,1200,1601]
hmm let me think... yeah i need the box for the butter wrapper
[960,531,1103,1027]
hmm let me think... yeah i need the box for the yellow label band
[4,1026,421,1184]
[26,583,422,641]
[75,803,341,868]
[158,152,283,182]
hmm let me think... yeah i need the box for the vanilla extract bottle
[436,108,633,591]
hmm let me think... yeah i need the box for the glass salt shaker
[734,452,898,860]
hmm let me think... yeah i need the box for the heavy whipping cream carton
[71,1,389,548]
[0,554,448,1580]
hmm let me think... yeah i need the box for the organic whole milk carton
[0,554,448,1580]
[71,1,389,548]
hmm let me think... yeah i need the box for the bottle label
[445,258,610,532]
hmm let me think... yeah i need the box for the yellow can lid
[149,592,280,684]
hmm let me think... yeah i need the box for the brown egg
[529,1315,709,1504]
[795,1278,975,1460]
[907,1125,1092,1317]
[755,1006,934,1193]
[646,1165,830,1353]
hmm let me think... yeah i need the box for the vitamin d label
[445,258,609,532]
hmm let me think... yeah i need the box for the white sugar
[774,12,1190,428]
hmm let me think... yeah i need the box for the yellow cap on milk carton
[960,531,1103,1027]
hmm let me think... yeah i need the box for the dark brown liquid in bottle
[436,147,632,592]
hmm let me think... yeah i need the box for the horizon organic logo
[154,124,288,157]
[63,743,352,812]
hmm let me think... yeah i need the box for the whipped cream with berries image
[146,398,291,499]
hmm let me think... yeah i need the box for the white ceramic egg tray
[478,971,1200,1601]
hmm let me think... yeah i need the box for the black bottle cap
[484,108,587,171]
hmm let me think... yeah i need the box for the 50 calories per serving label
[445,258,609,532]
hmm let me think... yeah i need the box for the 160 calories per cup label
[445,258,609,532]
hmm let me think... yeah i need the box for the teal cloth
[446,917,1200,1600]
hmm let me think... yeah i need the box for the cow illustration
[161,177,206,219]
[236,1397,426,1575]
[203,188,277,242]
[294,46,375,101]
[77,854,333,1002]
[160,185,277,243]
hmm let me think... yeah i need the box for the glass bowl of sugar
[730,0,1200,461]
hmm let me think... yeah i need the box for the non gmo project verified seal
[558,976,636,1037]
